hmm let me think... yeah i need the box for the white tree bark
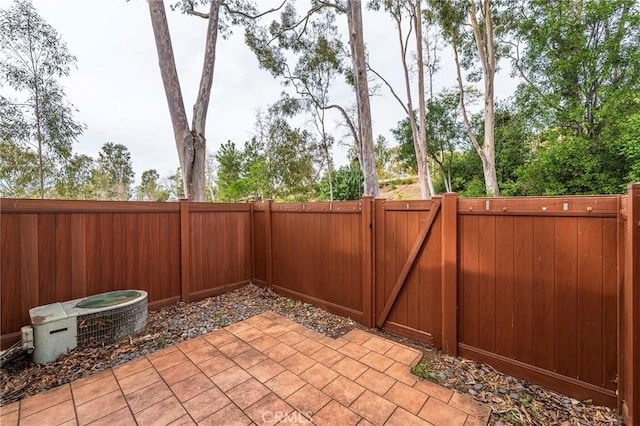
[347,0,380,198]
[148,0,220,201]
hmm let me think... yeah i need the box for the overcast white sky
[2,0,518,183]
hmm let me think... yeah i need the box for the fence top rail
[255,201,362,214]
[379,199,440,211]
[0,198,181,214]
[458,195,619,217]
[188,203,251,212]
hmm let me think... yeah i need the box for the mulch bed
[0,284,623,425]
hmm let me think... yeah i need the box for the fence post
[361,196,374,328]
[265,200,273,289]
[250,201,255,283]
[622,183,640,423]
[179,199,190,303]
[441,192,458,356]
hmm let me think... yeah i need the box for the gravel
[0,284,625,425]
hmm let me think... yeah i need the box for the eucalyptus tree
[368,0,436,199]
[95,142,135,200]
[243,0,380,197]
[430,0,502,196]
[136,169,171,201]
[149,0,288,201]
[0,0,85,198]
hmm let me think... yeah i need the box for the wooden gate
[373,198,446,347]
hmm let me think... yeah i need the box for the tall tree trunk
[346,0,380,198]
[148,0,219,201]
[34,85,44,199]
[468,0,499,196]
[414,0,435,198]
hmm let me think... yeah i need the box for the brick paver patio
[0,312,491,425]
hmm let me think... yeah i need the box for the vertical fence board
[513,216,534,364]
[533,217,555,371]
[602,218,618,390]
[460,215,479,347]
[70,214,86,299]
[577,218,604,386]
[494,216,514,359]
[477,216,496,353]
[2,215,21,336]
[553,217,578,379]
[55,214,72,302]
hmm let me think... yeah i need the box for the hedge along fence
[0,185,638,424]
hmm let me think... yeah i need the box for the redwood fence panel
[260,201,365,323]
[374,198,444,346]
[1,189,639,419]
[0,199,252,348]
[457,196,620,407]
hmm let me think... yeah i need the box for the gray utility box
[29,290,148,364]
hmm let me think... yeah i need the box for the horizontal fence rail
[1,188,638,423]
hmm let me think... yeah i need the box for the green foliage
[215,140,246,202]
[95,142,135,200]
[515,134,624,195]
[0,138,39,197]
[317,165,363,201]
[55,154,96,200]
[135,169,170,201]
[0,0,85,198]
[411,360,439,383]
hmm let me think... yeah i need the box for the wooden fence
[1,186,638,423]
[0,199,252,348]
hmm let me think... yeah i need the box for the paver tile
[250,334,281,352]
[265,370,306,399]
[449,392,491,421]
[200,403,252,426]
[245,393,294,426]
[234,347,269,369]
[286,384,331,415]
[19,384,72,418]
[182,387,230,421]
[146,345,178,360]
[134,396,186,426]
[167,414,197,425]
[119,368,163,396]
[235,326,265,342]
[280,351,315,374]
[338,341,371,360]
[323,375,365,406]
[73,373,120,406]
[311,346,345,367]
[385,361,418,386]
[149,350,189,372]
[464,415,489,425]
[211,365,252,391]
[355,368,396,395]
[312,400,360,426]
[418,397,468,426]
[113,357,152,380]
[317,336,346,350]
[71,370,113,389]
[362,336,395,354]
[87,406,136,426]
[159,360,200,385]
[170,372,215,402]
[76,390,127,425]
[349,390,396,426]
[0,410,18,426]
[262,324,291,337]
[225,320,253,335]
[277,330,306,346]
[342,329,372,345]
[385,407,433,426]
[264,342,297,362]
[218,340,253,358]
[248,358,286,383]
[414,379,453,403]
[384,344,422,366]
[360,351,394,372]
[197,353,235,377]
[292,338,324,356]
[226,378,271,409]
[177,336,209,353]
[332,357,368,380]
[203,329,238,347]
[125,380,173,413]
[385,381,429,414]
[298,362,338,389]
[183,344,220,364]
[20,399,75,426]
